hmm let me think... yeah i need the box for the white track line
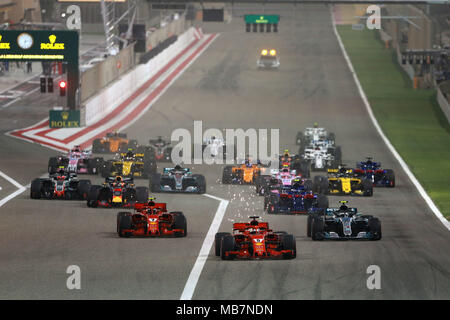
[180,193,229,300]
[0,170,26,208]
[331,11,450,231]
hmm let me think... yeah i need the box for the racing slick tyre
[135,187,149,203]
[266,195,279,214]
[316,194,329,209]
[192,174,206,194]
[311,216,325,241]
[328,132,336,141]
[149,173,161,193]
[77,180,92,200]
[30,179,43,199]
[313,176,329,194]
[220,235,236,260]
[48,157,59,174]
[263,194,269,210]
[255,176,267,195]
[118,214,133,238]
[88,158,103,174]
[143,158,157,178]
[304,179,313,192]
[101,161,113,178]
[87,185,102,207]
[363,179,373,196]
[368,217,382,240]
[299,161,310,178]
[215,232,231,256]
[222,166,233,184]
[172,212,187,237]
[117,212,131,234]
[307,214,314,237]
[282,234,297,259]
[92,139,103,153]
[385,169,395,188]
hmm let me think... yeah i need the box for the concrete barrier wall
[81,16,186,103]
[80,44,135,102]
[84,27,197,126]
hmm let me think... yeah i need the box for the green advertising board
[0,30,79,110]
[244,15,279,24]
[49,110,81,128]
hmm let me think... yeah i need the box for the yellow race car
[101,150,156,179]
[313,167,373,196]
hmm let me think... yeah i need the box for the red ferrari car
[215,216,296,260]
[116,199,187,238]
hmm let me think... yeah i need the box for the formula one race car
[222,159,266,185]
[302,145,339,171]
[117,198,187,238]
[354,157,395,187]
[92,131,138,154]
[87,176,149,208]
[264,184,328,214]
[255,167,312,196]
[279,150,310,177]
[307,201,381,240]
[313,166,373,196]
[30,167,91,200]
[48,146,103,174]
[199,136,236,160]
[257,49,280,69]
[142,136,172,162]
[215,216,296,260]
[296,123,335,147]
[150,165,206,193]
[101,149,156,179]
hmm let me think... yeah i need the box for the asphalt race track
[0,4,449,299]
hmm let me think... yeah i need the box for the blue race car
[264,183,328,214]
[354,157,395,187]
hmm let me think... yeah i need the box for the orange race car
[117,198,187,238]
[92,131,138,154]
[222,159,267,184]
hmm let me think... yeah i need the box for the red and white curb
[6,31,219,153]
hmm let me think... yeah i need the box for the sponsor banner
[49,110,81,128]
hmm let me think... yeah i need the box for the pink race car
[48,146,104,175]
[255,168,313,195]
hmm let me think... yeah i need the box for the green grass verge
[337,26,450,220]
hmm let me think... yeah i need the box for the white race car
[302,147,336,171]
[257,49,280,69]
[296,126,335,146]
[203,137,225,158]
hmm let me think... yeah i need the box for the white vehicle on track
[257,49,280,69]
[296,124,335,146]
[203,136,226,158]
[302,147,336,171]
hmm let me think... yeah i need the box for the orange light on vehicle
[261,49,268,56]
[270,49,276,56]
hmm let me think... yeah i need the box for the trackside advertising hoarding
[49,110,81,128]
